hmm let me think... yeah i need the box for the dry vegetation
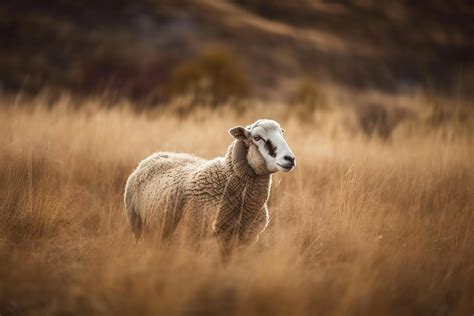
[1,94,473,315]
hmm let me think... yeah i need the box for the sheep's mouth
[277,163,294,172]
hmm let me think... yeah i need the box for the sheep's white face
[229,119,296,173]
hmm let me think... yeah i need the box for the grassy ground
[0,96,473,315]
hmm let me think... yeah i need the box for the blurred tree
[165,48,249,107]
[289,78,328,123]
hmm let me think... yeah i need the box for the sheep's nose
[283,155,295,166]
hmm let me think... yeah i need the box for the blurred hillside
[1,0,473,103]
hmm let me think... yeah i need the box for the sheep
[124,119,296,251]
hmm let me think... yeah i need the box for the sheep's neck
[228,147,271,210]
[228,140,271,205]
[216,141,271,243]
[229,140,271,177]
[216,166,271,245]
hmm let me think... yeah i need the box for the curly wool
[124,140,272,247]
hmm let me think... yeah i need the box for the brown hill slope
[1,0,473,102]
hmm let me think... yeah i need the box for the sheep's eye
[253,136,262,141]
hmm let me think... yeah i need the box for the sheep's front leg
[212,193,243,254]
[236,204,269,246]
[213,209,239,249]
[253,204,270,243]
[213,202,269,254]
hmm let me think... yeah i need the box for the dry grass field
[1,95,473,315]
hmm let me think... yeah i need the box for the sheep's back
[128,152,206,220]
[186,157,228,206]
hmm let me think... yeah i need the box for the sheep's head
[229,119,296,174]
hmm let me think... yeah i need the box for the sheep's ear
[229,126,250,140]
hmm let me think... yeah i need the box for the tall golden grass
[0,95,473,315]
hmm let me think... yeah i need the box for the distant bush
[358,103,390,139]
[288,78,328,123]
[165,48,249,107]
[357,103,412,140]
[422,90,471,127]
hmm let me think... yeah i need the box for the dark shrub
[288,78,328,123]
[165,48,249,107]
[358,103,412,140]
